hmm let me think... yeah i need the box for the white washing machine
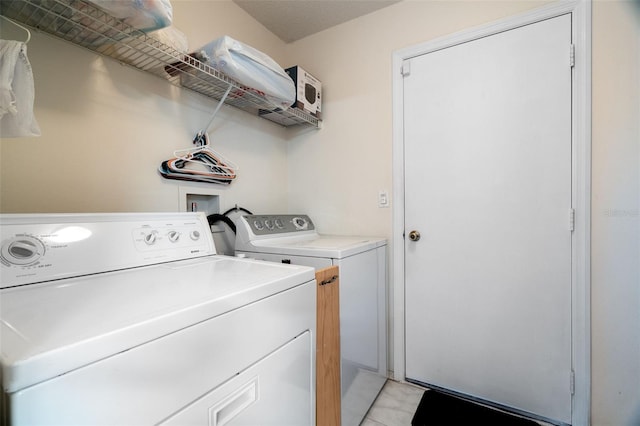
[235,214,387,426]
[0,212,316,425]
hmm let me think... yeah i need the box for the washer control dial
[292,216,309,230]
[241,215,315,236]
[2,236,46,266]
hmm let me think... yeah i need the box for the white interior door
[404,15,573,424]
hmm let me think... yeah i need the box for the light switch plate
[378,190,390,208]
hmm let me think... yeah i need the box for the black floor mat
[411,390,539,426]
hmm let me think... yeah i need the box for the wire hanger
[0,15,31,44]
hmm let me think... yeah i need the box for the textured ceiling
[233,0,401,43]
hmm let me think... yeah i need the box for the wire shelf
[0,0,321,128]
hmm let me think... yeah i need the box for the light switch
[378,190,390,208]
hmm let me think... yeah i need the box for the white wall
[591,1,640,425]
[0,0,290,217]
[286,1,639,425]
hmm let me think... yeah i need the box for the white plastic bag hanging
[0,40,40,138]
[196,36,295,110]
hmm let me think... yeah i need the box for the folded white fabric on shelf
[195,36,295,110]
[0,39,41,138]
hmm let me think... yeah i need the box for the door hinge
[569,208,575,232]
[570,370,575,395]
[569,44,575,68]
[402,60,411,77]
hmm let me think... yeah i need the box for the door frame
[391,1,592,424]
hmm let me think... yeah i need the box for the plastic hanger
[1,16,31,44]
[159,83,238,185]
[166,155,236,180]
[159,133,238,184]
[173,134,238,174]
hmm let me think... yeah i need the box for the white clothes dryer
[235,214,387,426]
[0,212,316,425]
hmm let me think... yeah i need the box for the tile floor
[360,380,557,426]
[361,380,425,426]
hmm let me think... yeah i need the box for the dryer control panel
[0,212,215,288]
[241,215,316,236]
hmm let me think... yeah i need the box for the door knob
[408,230,421,241]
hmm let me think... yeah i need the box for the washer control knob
[190,230,201,241]
[168,231,180,243]
[292,217,308,230]
[253,220,264,231]
[144,232,157,245]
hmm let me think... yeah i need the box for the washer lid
[0,256,314,393]
[245,235,386,258]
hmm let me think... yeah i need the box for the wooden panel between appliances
[316,266,341,426]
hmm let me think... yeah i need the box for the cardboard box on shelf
[286,66,322,119]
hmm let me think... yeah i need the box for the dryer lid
[0,256,314,393]
[243,235,386,258]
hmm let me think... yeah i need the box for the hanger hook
[194,84,233,145]
[0,16,32,44]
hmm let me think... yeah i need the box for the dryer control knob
[144,232,157,245]
[1,236,45,266]
[168,231,180,243]
[190,231,201,241]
